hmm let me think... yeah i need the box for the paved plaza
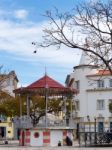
[0,146,112,150]
[0,141,111,150]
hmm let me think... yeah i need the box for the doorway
[98,122,104,132]
[0,127,6,138]
[76,123,79,139]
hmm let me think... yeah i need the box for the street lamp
[87,115,90,132]
[94,117,97,144]
[87,115,91,144]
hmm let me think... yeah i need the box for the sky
[0,0,85,87]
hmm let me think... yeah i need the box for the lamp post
[94,117,97,144]
[87,115,91,144]
[87,115,90,132]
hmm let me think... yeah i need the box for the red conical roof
[14,74,77,95]
[27,75,65,89]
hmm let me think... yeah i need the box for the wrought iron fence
[78,124,112,147]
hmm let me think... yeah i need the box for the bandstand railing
[16,116,76,129]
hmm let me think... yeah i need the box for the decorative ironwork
[78,119,112,147]
[79,131,112,146]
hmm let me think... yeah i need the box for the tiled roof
[87,70,112,77]
[27,75,65,89]
[14,75,77,94]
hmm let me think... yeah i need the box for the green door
[98,122,104,132]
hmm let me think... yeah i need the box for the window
[97,80,104,88]
[109,79,112,87]
[75,80,80,90]
[97,100,105,110]
[75,100,80,111]
[109,99,112,112]
[110,122,112,130]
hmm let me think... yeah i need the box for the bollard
[58,141,61,146]
[4,140,8,144]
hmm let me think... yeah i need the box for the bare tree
[29,95,74,126]
[37,0,112,73]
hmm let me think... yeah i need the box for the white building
[0,70,18,97]
[65,52,112,133]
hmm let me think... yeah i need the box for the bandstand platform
[19,126,75,147]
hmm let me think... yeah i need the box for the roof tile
[27,75,65,89]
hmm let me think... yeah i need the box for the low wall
[19,128,75,146]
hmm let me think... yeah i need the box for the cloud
[0,11,82,85]
[0,19,81,68]
[0,9,28,21]
[14,9,28,20]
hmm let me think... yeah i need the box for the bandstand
[14,74,77,146]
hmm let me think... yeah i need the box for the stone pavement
[0,146,112,150]
[0,140,112,150]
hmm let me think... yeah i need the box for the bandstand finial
[45,66,47,76]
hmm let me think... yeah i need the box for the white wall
[50,130,63,146]
[72,66,96,117]
[30,130,43,146]
[68,65,112,122]
[87,91,112,119]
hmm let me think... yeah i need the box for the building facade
[0,70,18,97]
[65,52,112,133]
[0,70,18,139]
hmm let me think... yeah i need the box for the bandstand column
[19,94,22,117]
[45,87,48,128]
[26,95,30,117]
